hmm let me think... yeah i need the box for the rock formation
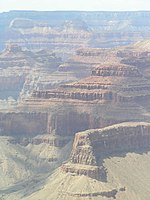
[117,42,150,78]
[0,11,150,54]
[0,44,61,69]
[62,122,150,180]
[32,62,150,104]
[0,44,69,100]
[0,112,47,136]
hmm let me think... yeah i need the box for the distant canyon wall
[0,11,150,52]
[0,107,121,139]
[0,112,47,137]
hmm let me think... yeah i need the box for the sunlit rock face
[32,62,150,104]
[62,122,150,181]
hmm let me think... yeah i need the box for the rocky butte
[63,122,150,180]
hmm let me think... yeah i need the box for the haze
[1,0,150,12]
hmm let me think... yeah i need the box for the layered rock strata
[32,63,150,103]
[0,44,65,100]
[117,46,150,77]
[8,134,72,147]
[0,44,61,69]
[58,47,121,79]
[1,11,150,52]
[0,112,47,136]
[62,122,150,180]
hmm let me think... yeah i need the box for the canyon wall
[32,62,150,104]
[0,44,64,100]
[0,112,47,137]
[0,11,150,53]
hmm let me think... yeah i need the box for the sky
[1,0,150,12]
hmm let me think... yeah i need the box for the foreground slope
[21,152,150,200]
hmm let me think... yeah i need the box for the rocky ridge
[62,122,150,181]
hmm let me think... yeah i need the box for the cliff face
[32,62,150,104]
[0,44,64,100]
[0,44,61,69]
[0,11,150,53]
[70,122,150,164]
[62,122,150,180]
[118,43,150,77]
[0,112,47,137]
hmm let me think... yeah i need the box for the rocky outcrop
[117,50,150,58]
[32,62,150,103]
[0,44,64,100]
[62,122,150,180]
[120,53,150,78]
[57,47,120,80]
[62,163,107,181]
[0,44,61,69]
[25,50,150,142]
[70,122,150,164]
[91,65,142,77]
[76,48,112,57]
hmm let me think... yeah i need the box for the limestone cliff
[62,122,150,180]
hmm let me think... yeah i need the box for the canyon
[0,10,150,200]
[0,11,150,54]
